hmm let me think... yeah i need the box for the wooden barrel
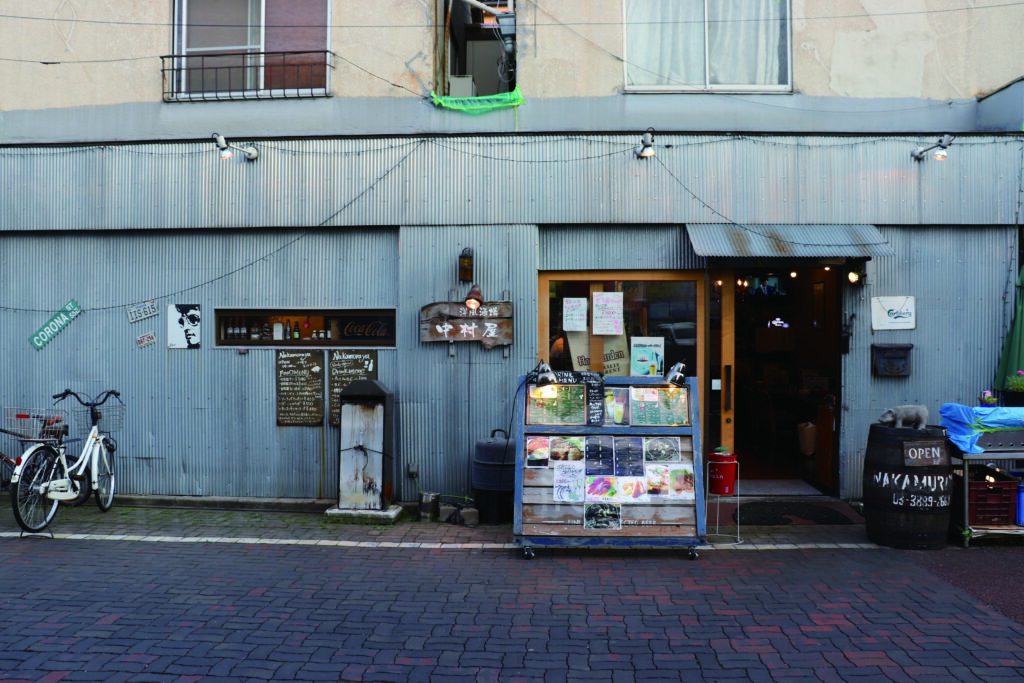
[862,423,952,549]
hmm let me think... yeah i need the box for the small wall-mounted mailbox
[338,380,395,510]
[871,343,913,377]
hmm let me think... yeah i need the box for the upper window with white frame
[163,0,333,101]
[624,0,791,92]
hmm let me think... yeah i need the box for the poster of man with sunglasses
[169,304,201,349]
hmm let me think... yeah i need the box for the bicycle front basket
[3,407,70,440]
[73,403,125,433]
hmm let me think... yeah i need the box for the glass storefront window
[544,278,698,376]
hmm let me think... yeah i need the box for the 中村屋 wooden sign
[419,301,513,349]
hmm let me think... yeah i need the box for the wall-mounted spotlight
[847,263,867,285]
[910,134,953,162]
[533,360,557,386]
[459,248,474,283]
[494,12,517,57]
[464,284,483,310]
[634,128,656,159]
[213,133,259,162]
[664,362,686,388]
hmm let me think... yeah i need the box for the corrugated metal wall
[396,224,539,500]
[0,228,399,500]
[3,133,1023,504]
[3,135,1021,231]
[839,226,1018,501]
[540,225,702,270]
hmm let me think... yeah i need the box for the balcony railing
[161,50,335,102]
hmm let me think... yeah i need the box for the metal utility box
[338,380,395,510]
[872,343,913,376]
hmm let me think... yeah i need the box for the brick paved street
[0,503,1023,681]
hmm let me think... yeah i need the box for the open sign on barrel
[903,440,946,466]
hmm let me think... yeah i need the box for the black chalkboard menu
[276,350,325,426]
[328,349,378,426]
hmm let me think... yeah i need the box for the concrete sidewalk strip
[1,502,879,550]
[0,530,877,551]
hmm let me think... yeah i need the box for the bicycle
[2,407,72,526]
[9,389,123,533]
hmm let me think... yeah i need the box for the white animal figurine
[878,405,929,430]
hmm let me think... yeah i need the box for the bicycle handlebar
[52,388,122,407]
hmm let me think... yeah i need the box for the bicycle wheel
[63,452,91,507]
[11,446,62,533]
[94,442,115,512]
[0,456,13,490]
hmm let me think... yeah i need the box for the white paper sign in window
[562,297,588,332]
[592,292,624,335]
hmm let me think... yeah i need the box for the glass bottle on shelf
[293,321,300,339]
[229,318,237,339]
[251,320,260,340]
[240,318,248,339]
[285,321,292,339]
[261,322,271,340]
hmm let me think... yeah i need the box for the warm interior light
[789,272,797,278]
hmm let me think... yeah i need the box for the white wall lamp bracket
[213,133,259,162]
[911,134,953,162]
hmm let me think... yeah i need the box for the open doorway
[732,266,839,492]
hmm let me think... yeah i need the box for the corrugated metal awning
[686,224,895,258]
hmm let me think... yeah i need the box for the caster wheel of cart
[688,547,699,560]
[522,547,535,559]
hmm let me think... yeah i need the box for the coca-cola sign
[334,311,396,346]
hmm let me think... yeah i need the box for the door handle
[724,364,732,411]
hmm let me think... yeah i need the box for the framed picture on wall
[169,304,201,349]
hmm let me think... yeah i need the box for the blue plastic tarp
[939,403,1024,453]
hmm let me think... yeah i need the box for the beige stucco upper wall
[1,0,1021,111]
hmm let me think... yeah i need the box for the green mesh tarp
[431,86,523,113]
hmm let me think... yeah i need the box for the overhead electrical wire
[0,140,426,315]
[650,154,894,251]
[0,1,1021,29]
[0,128,938,317]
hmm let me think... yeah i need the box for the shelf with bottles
[214,308,397,348]
[219,315,331,345]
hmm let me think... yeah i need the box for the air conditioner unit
[449,76,477,97]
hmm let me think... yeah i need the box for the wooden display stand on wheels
[513,373,705,559]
